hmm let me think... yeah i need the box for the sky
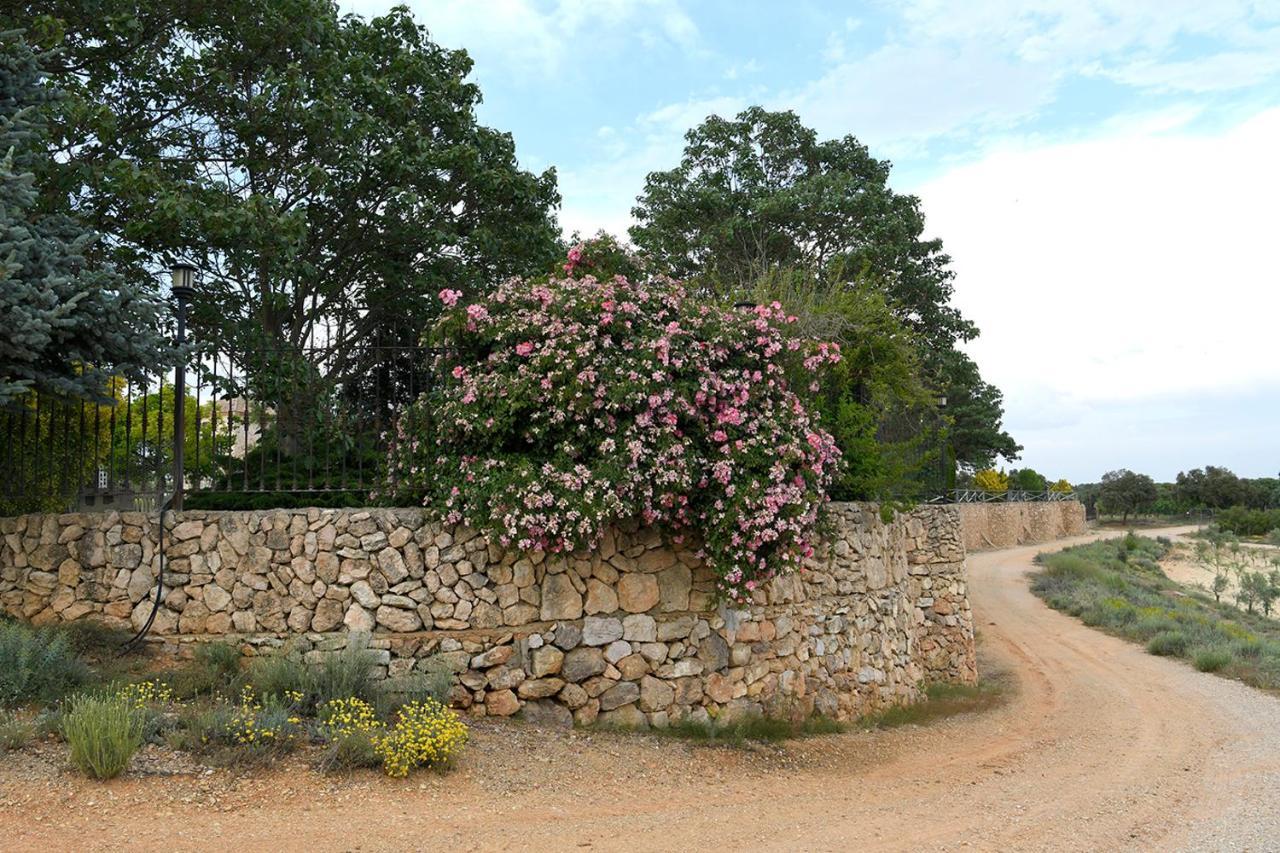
[346,0,1280,483]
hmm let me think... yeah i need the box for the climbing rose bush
[387,271,842,599]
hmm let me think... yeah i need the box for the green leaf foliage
[0,29,171,406]
[629,106,1019,473]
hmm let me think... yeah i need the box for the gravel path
[2,526,1278,851]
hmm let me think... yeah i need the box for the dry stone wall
[0,503,975,728]
[956,501,1086,552]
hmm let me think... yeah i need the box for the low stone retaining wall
[956,501,1087,551]
[0,503,975,728]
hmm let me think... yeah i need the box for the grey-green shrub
[62,695,145,779]
[0,710,33,750]
[244,652,309,703]
[245,640,379,711]
[0,621,88,707]
[1147,631,1188,657]
[318,729,381,773]
[195,642,242,684]
[310,641,378,706]
[1193,647,1233,673]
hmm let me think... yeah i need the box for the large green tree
[21,0,561,362]
[1175,466,1250,510]
[1097,469,1158,523]
[629,107,1018,473]
[631,107,971,354]
[0,27,169,406]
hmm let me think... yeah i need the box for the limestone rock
[561,647,607,682]
[599,681,640,711]
[617,573,659,613]
[517,678,565,699]
[697,632,730,672]
[540,573,583,621]
[584,579,618,615]
[531,645,564,677]
[311,598,344,632]
[622,613,656,642]
[553,621,582,650]
[597,703,647,729]
[582,616,624,646]
[485,689,519,716]
[521,699,573,728]
[487,665,526,691]
[343,602,376,633]
[471,645,514,669]
[656,565,692,612]
[639,675,675,712]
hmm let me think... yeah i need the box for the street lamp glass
[170,263,196,296]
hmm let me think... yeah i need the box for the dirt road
[4,527,1279,851]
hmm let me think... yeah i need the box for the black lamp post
[170,263,197,510]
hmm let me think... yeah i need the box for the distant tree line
[1074,465,1280,527]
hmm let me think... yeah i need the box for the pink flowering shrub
[387,271,842,599]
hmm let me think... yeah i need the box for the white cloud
[889,0,1280,92]
[349,0,701,78]
[1101,48,1280,93]
[914,106,1280,410]
[723,58,760,80]
[557,94,749,237]
[782,44,1054,156]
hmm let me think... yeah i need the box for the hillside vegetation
[1032,534,1280,689]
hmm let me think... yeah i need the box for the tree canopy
[22,0,562,358]
[629,106,1019,474]
[1097,469,1158,522]
[0,28,170,406]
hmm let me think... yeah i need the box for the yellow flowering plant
[316,696,469,777]
[225,685,303,754]
[374,699,469,778]
[116,679,174,710]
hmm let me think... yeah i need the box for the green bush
[1033,534,1280,690]
[1232,639,1264,659]
[318,729,381,773]
[243,651,310,703]
[48,620,134,657]
[1192,646,1233,673]
[0,710,33,750]
[0,621,88,707]
[375,670,453,718]
[310,641,379,707]
[1146,631,1187,656]
[62,695,146,779]
[164,703,235,753]
[194,642,242,685]
[1216,506,1280,537]
[244,640,379,712]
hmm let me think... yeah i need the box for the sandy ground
[4,526,1280,852]
[1160,532,1278,599]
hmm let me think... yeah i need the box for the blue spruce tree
[0,28,170,406]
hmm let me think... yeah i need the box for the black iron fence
[0,342,437,515]
[925,489,1078,504]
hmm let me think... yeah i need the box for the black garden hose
[119,495,174,655]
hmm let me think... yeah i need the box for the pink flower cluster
[388,266,842,599]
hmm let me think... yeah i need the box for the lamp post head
[170,262,197,304]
